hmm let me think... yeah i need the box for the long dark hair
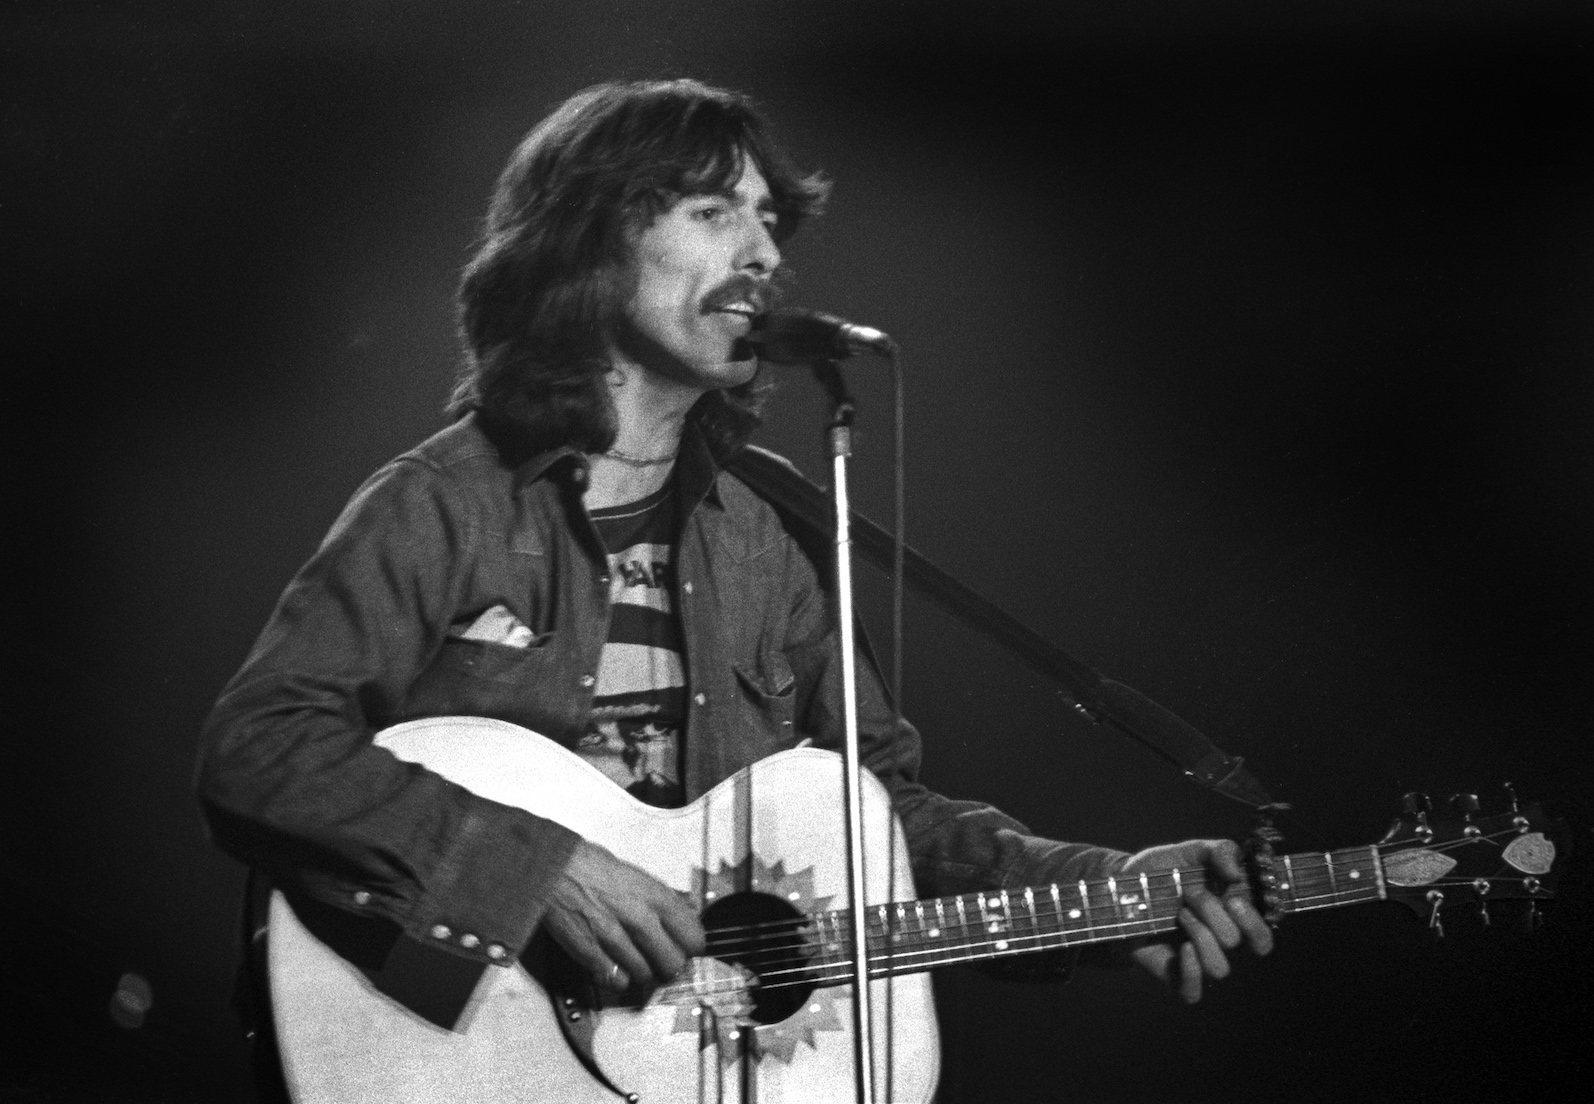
[450,79,830,459]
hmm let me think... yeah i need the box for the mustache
[701,273,785,315]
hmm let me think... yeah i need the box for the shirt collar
[675,423,726,513]
[511,443,587,492]
[509,424,727,510]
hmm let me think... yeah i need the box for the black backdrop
[6,2,1590,1101]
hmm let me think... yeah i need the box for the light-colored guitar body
[269,716,939,1103]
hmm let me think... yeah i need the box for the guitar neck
[801,846,1385,983]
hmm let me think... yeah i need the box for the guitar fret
[902,901,923,968]
[1049,883,1070,944]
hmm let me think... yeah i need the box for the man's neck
[583,362,702,510]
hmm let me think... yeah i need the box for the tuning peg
[1472,878,1492,927]
[1502,782,1533,831]
[1450,793,1484,838]
[1426,889,1445,938]
[1403,792,1434,841]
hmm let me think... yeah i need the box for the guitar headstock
[1375,786,1562,934]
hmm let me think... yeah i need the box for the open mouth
[702,277,770,322]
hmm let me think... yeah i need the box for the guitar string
[713,904,1185,977]
[715,870,1471,971]
[699,862,1241,954]
[662,867,1530,1003]
[701,896,1198,965]
[639,830,1539,1006]
[701,884,1211,980]
[655,912,1195,1002]
[696,872,1529,1001]
[698,844,1523,974]
[655,913,1190,1003]
[702,864,1268,957]
[702,892,1192,961]
[673,900,1168,993]
[696,828,1524,951]
[690,879,1496,996]
[698,867,1219,946]
[747,873,1518,994]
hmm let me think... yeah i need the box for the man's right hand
[541,838,706,993]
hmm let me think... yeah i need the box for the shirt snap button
[579,674,596,688]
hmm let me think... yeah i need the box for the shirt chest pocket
[731,650,797,747]
[399,634,576,738]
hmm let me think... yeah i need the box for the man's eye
[694,205,725,221]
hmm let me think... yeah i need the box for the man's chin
[716,351,761,389]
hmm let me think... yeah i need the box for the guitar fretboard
[754,846,1386,990]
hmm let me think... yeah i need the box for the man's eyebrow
[707,182,776,205]
[688,186,778,213]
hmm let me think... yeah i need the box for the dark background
[5,2,1590,1100]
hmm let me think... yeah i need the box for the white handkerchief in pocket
[453,604,537,647]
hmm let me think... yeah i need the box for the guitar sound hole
[701,892,816,1024]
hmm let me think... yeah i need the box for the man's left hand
[1118,839,1274,1003]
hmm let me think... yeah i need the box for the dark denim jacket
[196,415,1124,1009]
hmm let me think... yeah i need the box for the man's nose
[738,216,780,275]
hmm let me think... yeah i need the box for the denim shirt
[196,414,1126,1011]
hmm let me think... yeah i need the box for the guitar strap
[726,446,1273,809]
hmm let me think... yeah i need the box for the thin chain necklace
[599,446,678,467]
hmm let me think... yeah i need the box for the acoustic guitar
[268,715,1559,1103]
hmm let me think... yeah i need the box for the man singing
[197,78,1271,1099]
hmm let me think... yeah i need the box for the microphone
[749,309,898,362]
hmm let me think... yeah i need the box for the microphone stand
[810,358,876,1104]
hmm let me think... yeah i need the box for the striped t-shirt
[576,482,686,807]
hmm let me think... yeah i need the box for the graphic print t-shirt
[577,483,686,807]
